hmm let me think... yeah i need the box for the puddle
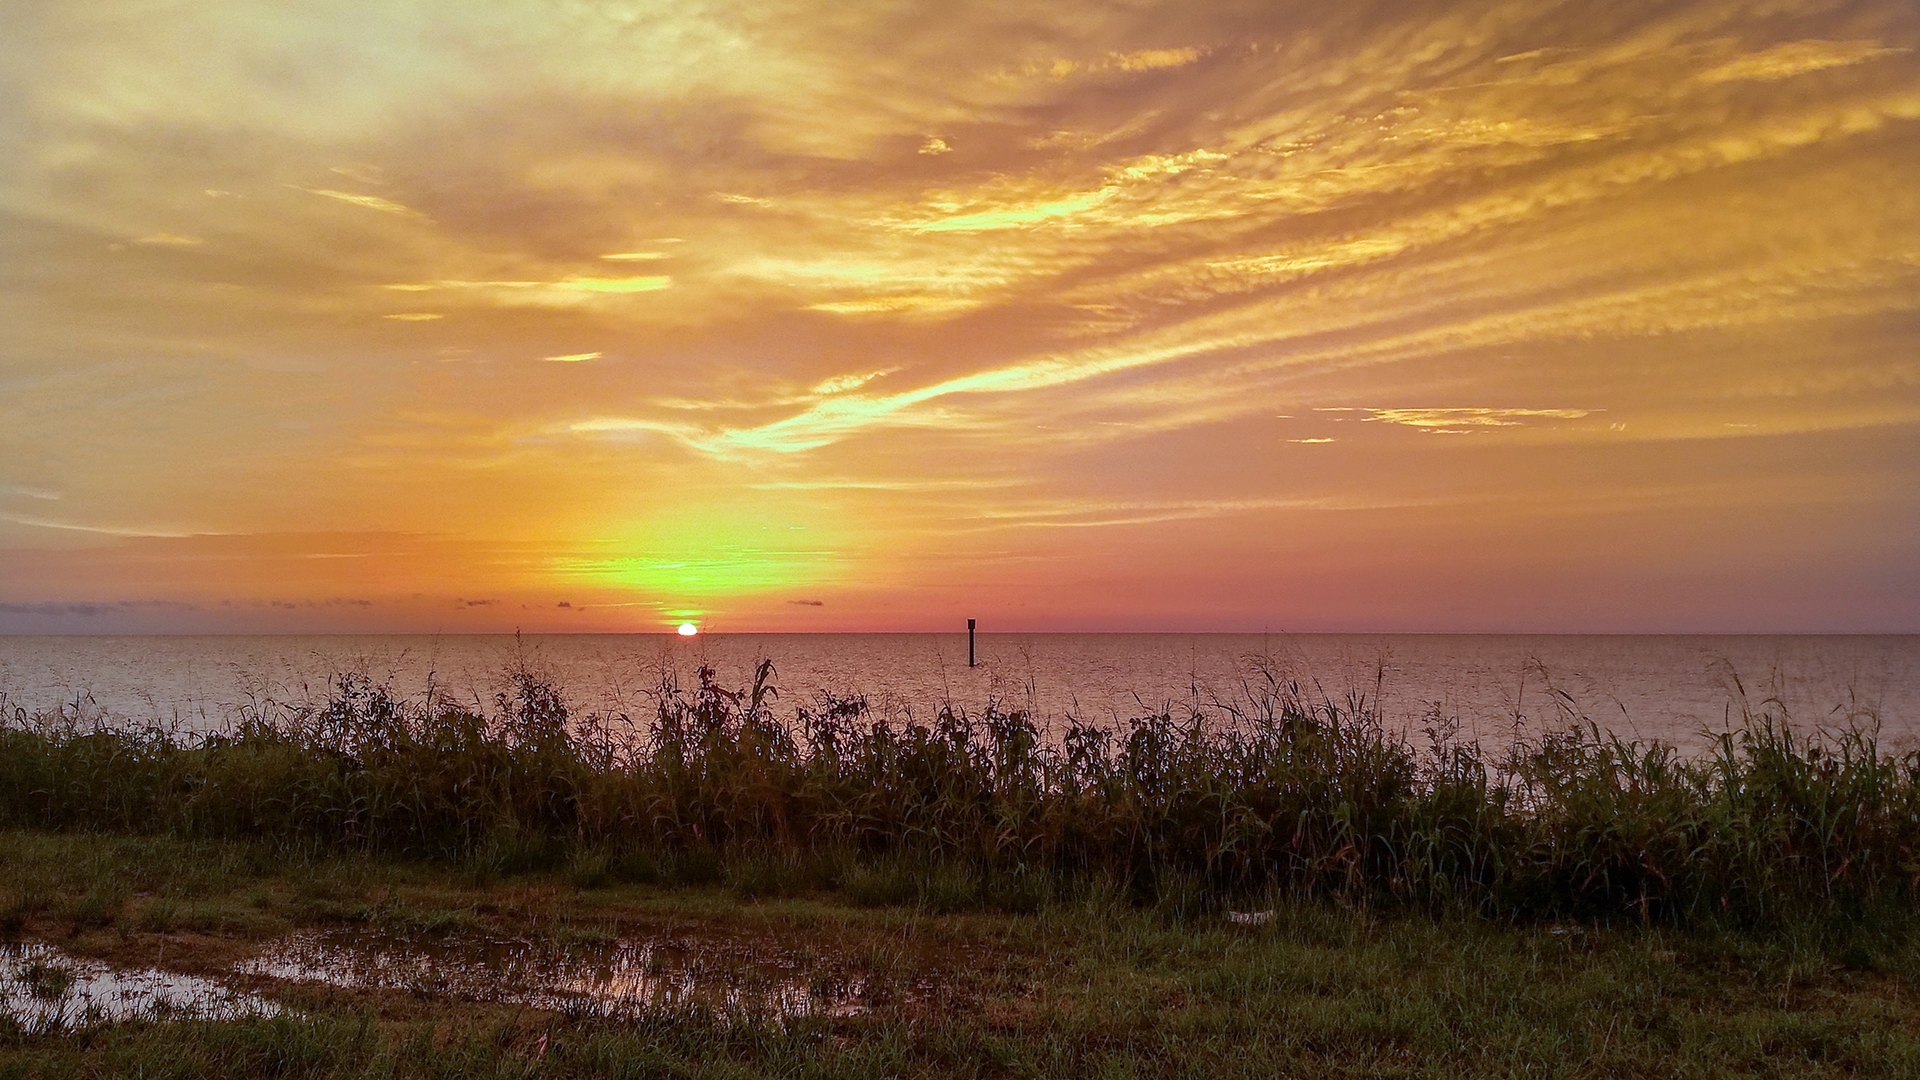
[1,942,278,1031]
[4,929,941,1029]
[242,930,894,1020]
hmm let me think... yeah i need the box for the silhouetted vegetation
[2,660,1915,931]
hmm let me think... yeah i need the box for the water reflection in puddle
[242,931,883,1020]
[1,942,277,1031]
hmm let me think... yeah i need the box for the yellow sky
[2,0,1917,632]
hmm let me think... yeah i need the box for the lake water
[1,634,1916,751]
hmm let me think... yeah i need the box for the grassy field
[4,827,1920,1079]
[5,664,1920,1075]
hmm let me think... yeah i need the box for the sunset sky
[2,0,1917,633]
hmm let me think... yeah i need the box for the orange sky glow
[2,0,1917,633]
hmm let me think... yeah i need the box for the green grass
[2,829,1919,1078]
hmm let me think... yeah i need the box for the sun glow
[677,622,699,636]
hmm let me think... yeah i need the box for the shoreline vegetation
[5,660,1920,1077]
[2,659,1914,930]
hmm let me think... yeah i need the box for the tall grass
[2,661,1915,927]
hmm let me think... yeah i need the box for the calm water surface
[1,634,1916,750]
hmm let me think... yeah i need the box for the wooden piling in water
[968,619,976,667]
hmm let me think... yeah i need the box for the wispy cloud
[1,513,211,538]
[956,495,1432,531]
[2,484,61,501]
[133,232,203,247]
[329,164,385,185]
[381,276,671,306]
[1322,407,1596,433]
[807,296,980,316]
[1039,46,1208,80]
[810,369,898,395]
[745,477,1023,492]
[0,600,197,617]
[556,276,671,294]
[297,187,430,219]
[1696,40,1906,85]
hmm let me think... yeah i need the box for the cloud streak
[298,187,431,219]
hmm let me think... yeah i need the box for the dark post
[967,619,976,667]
